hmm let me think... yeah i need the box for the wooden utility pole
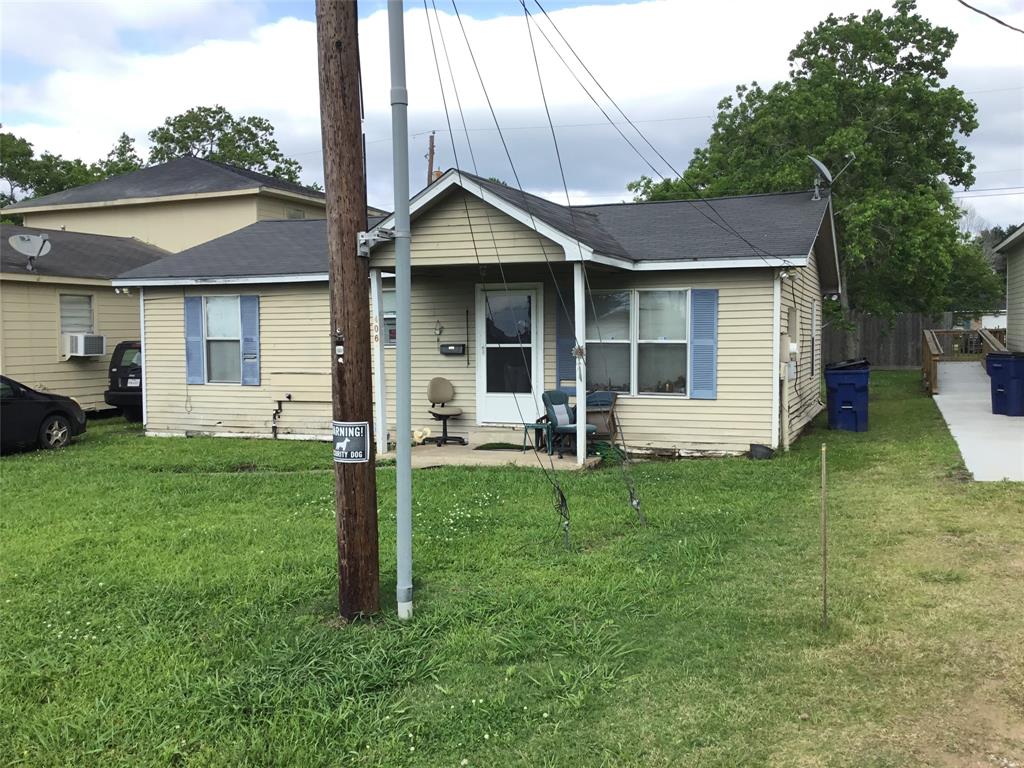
[426,131,436,187]
[316,0,379,620]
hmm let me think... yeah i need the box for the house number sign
[332,421,369,463]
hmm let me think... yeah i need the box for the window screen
[60,295,93,334]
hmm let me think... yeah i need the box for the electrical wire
[528,0,792,272]
[520,0,646,524]
[425,0,574,544]
[955,0,1024,34]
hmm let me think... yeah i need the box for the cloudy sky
[2,0,1022,227]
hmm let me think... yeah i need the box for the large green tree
[629,1,998,340]
[97,132,144,178]
[147,105,303,182]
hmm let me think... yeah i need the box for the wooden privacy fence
[823,312,954,368]
[921,328,1007,395]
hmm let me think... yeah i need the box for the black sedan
[0,376,87,452]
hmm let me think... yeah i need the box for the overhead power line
[955,0,1024,34]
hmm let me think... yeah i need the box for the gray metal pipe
[388,0,413,621]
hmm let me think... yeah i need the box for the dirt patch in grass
[916,685,1024,767]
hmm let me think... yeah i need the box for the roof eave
[994,225,1024,254]
[113,272,329,287]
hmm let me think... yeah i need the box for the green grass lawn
[2,371,1022,767]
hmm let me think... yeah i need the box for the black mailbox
[439,343,465,356]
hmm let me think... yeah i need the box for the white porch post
[369,268,388,456]
[573,262,586,465]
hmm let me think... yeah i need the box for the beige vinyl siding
[139,198,781,454]
[0,278,139,410]
[780,244,826,446]
[23,196,260,253]
[1007,247,1024,353]
[585,269,776,453]
[256,197,326,222]
[143,283,333,437]
[371,189,565,268]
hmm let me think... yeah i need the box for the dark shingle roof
[116,170,832,283]
[576,191,830,262]
[118,219,328,281]
[426,171,827,263]
[4,157,325,211]
[459,172,630,258]
[1,225,168,280]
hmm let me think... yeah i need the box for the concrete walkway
[933,362,1024,481]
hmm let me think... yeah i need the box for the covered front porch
[369,260,596,465]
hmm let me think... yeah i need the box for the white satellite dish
[8,233,51,272]
[807,155,833,185]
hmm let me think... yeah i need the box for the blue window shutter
[690,289,718,399]
[184,296,205,385]
[555,294,576,394]
[240,295,261,386]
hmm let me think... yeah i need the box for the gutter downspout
[139,287,147,428]
[770,271,781,450]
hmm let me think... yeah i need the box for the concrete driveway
[933,362,1024,481]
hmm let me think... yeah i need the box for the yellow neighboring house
[2,156,338,253]
[1,225,167,410]
[995,226,1024,353]
[114,170,841,458]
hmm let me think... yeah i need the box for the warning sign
[332,421,369,463]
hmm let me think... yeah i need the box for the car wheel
[124,407,143,423]
[39,414,72,450]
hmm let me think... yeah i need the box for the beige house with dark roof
[995,226,1024,353]
[114,170,841,461]
[0,226,166,410]
[2,157,344,253]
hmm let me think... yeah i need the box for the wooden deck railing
[921,328,1006,395]
[922,330,943,395]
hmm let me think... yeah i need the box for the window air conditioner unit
[63,333,106,358]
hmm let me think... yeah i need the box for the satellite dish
[807,155,833,185]
[8,233,51,272]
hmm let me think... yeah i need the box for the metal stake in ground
[820,443,828,629]
[316,0,380,620]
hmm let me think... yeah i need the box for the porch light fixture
[434,319,444,339]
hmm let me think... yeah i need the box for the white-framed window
[203,295,241,383]
[380,288,397,347]
[585,289,631,392]
[59,294,94,334]
[585,288,690,396]
[637,290,688,394]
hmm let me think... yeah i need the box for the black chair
[541,390,596,458]
[427,377,467,447]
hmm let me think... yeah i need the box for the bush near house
[1,372,1022,766]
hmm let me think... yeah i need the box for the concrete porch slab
[378,443,601,470]
[933,362,1024,482]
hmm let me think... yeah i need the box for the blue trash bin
[985,352,1024,417]
[824,358,870,432]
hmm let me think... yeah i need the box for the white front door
[476,285,544,424]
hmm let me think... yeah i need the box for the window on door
[204,296,241,383]
[483,292,532,393]
[59,294,94,334]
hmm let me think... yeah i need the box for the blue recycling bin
[985,352,1024,417]
[824,358,870,432]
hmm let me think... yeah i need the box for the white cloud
[1,0,1022,222]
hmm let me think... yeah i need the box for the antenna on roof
[808,154,856,200]
[8,233,51,272]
